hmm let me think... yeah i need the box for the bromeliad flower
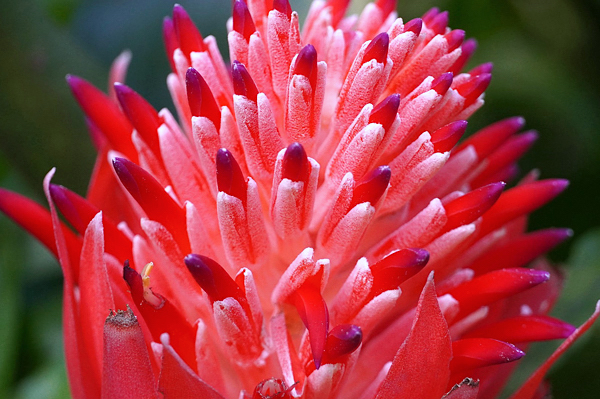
[0,0,598,398]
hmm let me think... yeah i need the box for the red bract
[1,2,598,399]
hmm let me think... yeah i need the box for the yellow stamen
[141,262,164,308]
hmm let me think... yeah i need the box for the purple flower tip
[325,324,363,359]
[282,142,310,183]
[232,60,259,102]
[363,32,389,64]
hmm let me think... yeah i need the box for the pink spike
[184,254,246,303]
[328,0,351,27]
[443,182,505,233]
[455,73,492,106]
[450,338,525,372]
[66,75,136,160]
[350,165,392,208]
[472,228,572,275]
[363,32,390,64]
[447,268,550,319]
[431,120,468,153]
[232,60,259,102]
[112,157,190,253]
[163,17,178,72]
[445,29,465,52]
[449,38,477,75]
[173,4,205,58]
[404,18,423,35]
[102,308,158,398]
[375,0,396,17]
[293,44,318,90]
[216,148,247,203]
[272,0,292,18]
[0,188,81,264]
[49,184,132,264]
[469,62,493,75]
[185,67,221,129]
[324,324,362,361]
[282,142,310,183]
[464,315,576,343]
[470,131,538,188]
[428,11,449,35]
[233,0,256,42]
[422,7,440,24]
[455,116,525,157]
[370,248,430,297]
[369,94,400,132]
[479,179,569,236]
[114,83,163,157]
[431,72,454,95]
[291,285,329,369]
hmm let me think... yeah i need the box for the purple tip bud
[282,142,310,183]
[232,60,259,102]
[431,72,453,95]
[233,0,256,41]
[293,44,318,89]
[431,120,468,153]
[216,148,247,202]
[445,29,465,52]
[422,7,440,24]
[469,62,494,75]
[457,73,492,106]
[272,0,292,18]
[363,32,389,64]
[428,10,449,35]
[186,67,221,129]
[325,324,363,359]
[172,4,205,54]
[369,94,400,132]
[184,254,219,301]
[112,157,141,202]
[404,18,423,35]
[370,248,430,296]
[350,165,392,208]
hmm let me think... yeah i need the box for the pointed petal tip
[282,142,310,182]
[445,29,465,52]
[364,32,390,64]
[404,18,423,35]
[431,120,467,153]
[325,324,362,359]
[431,72,454,95]
[369,94,400,131]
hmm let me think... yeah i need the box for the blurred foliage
[0,0,599,397]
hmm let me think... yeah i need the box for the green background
[1,0,599,397]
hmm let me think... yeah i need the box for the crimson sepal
[327,0,351,27]
[431,120,467,153]
[450,338,524,372]
[364,32,390,64]
[253,378,294,399]
[404,18,423,35]
[272,0,292,18]
[49,184,132,264]
[172,4,205,57]
[163,17,178,72]
[463,315,575,343]
[114,83,163,158]
[66,75,137,160]
[478,179,569,237]
[454,116,525,158]
[289,280,329,370]
[431,72,453,95]
[0,188,81,271]
[445,30,465,52]
[370,248,429,297]
[471,228,572,275]
[350,165,391,209]
[184,254,246,304]
[449,38,477,75]
[446,268,550,320]
[442,182,505,233]
[282,142,310,183]
[422,7,440,24]
[375,0,397,17]
[293,44,318,90]
[323,324,362,364]
[470,131,538,188]
[216,148,247,204]
[455,73,492,107]
[186,67,221,129]
[469,62,493,76]
[112,157,190,254]
[369,94,401,132]
[232,60,259,102]
[122,263,197,370]
[233,0,256,42]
